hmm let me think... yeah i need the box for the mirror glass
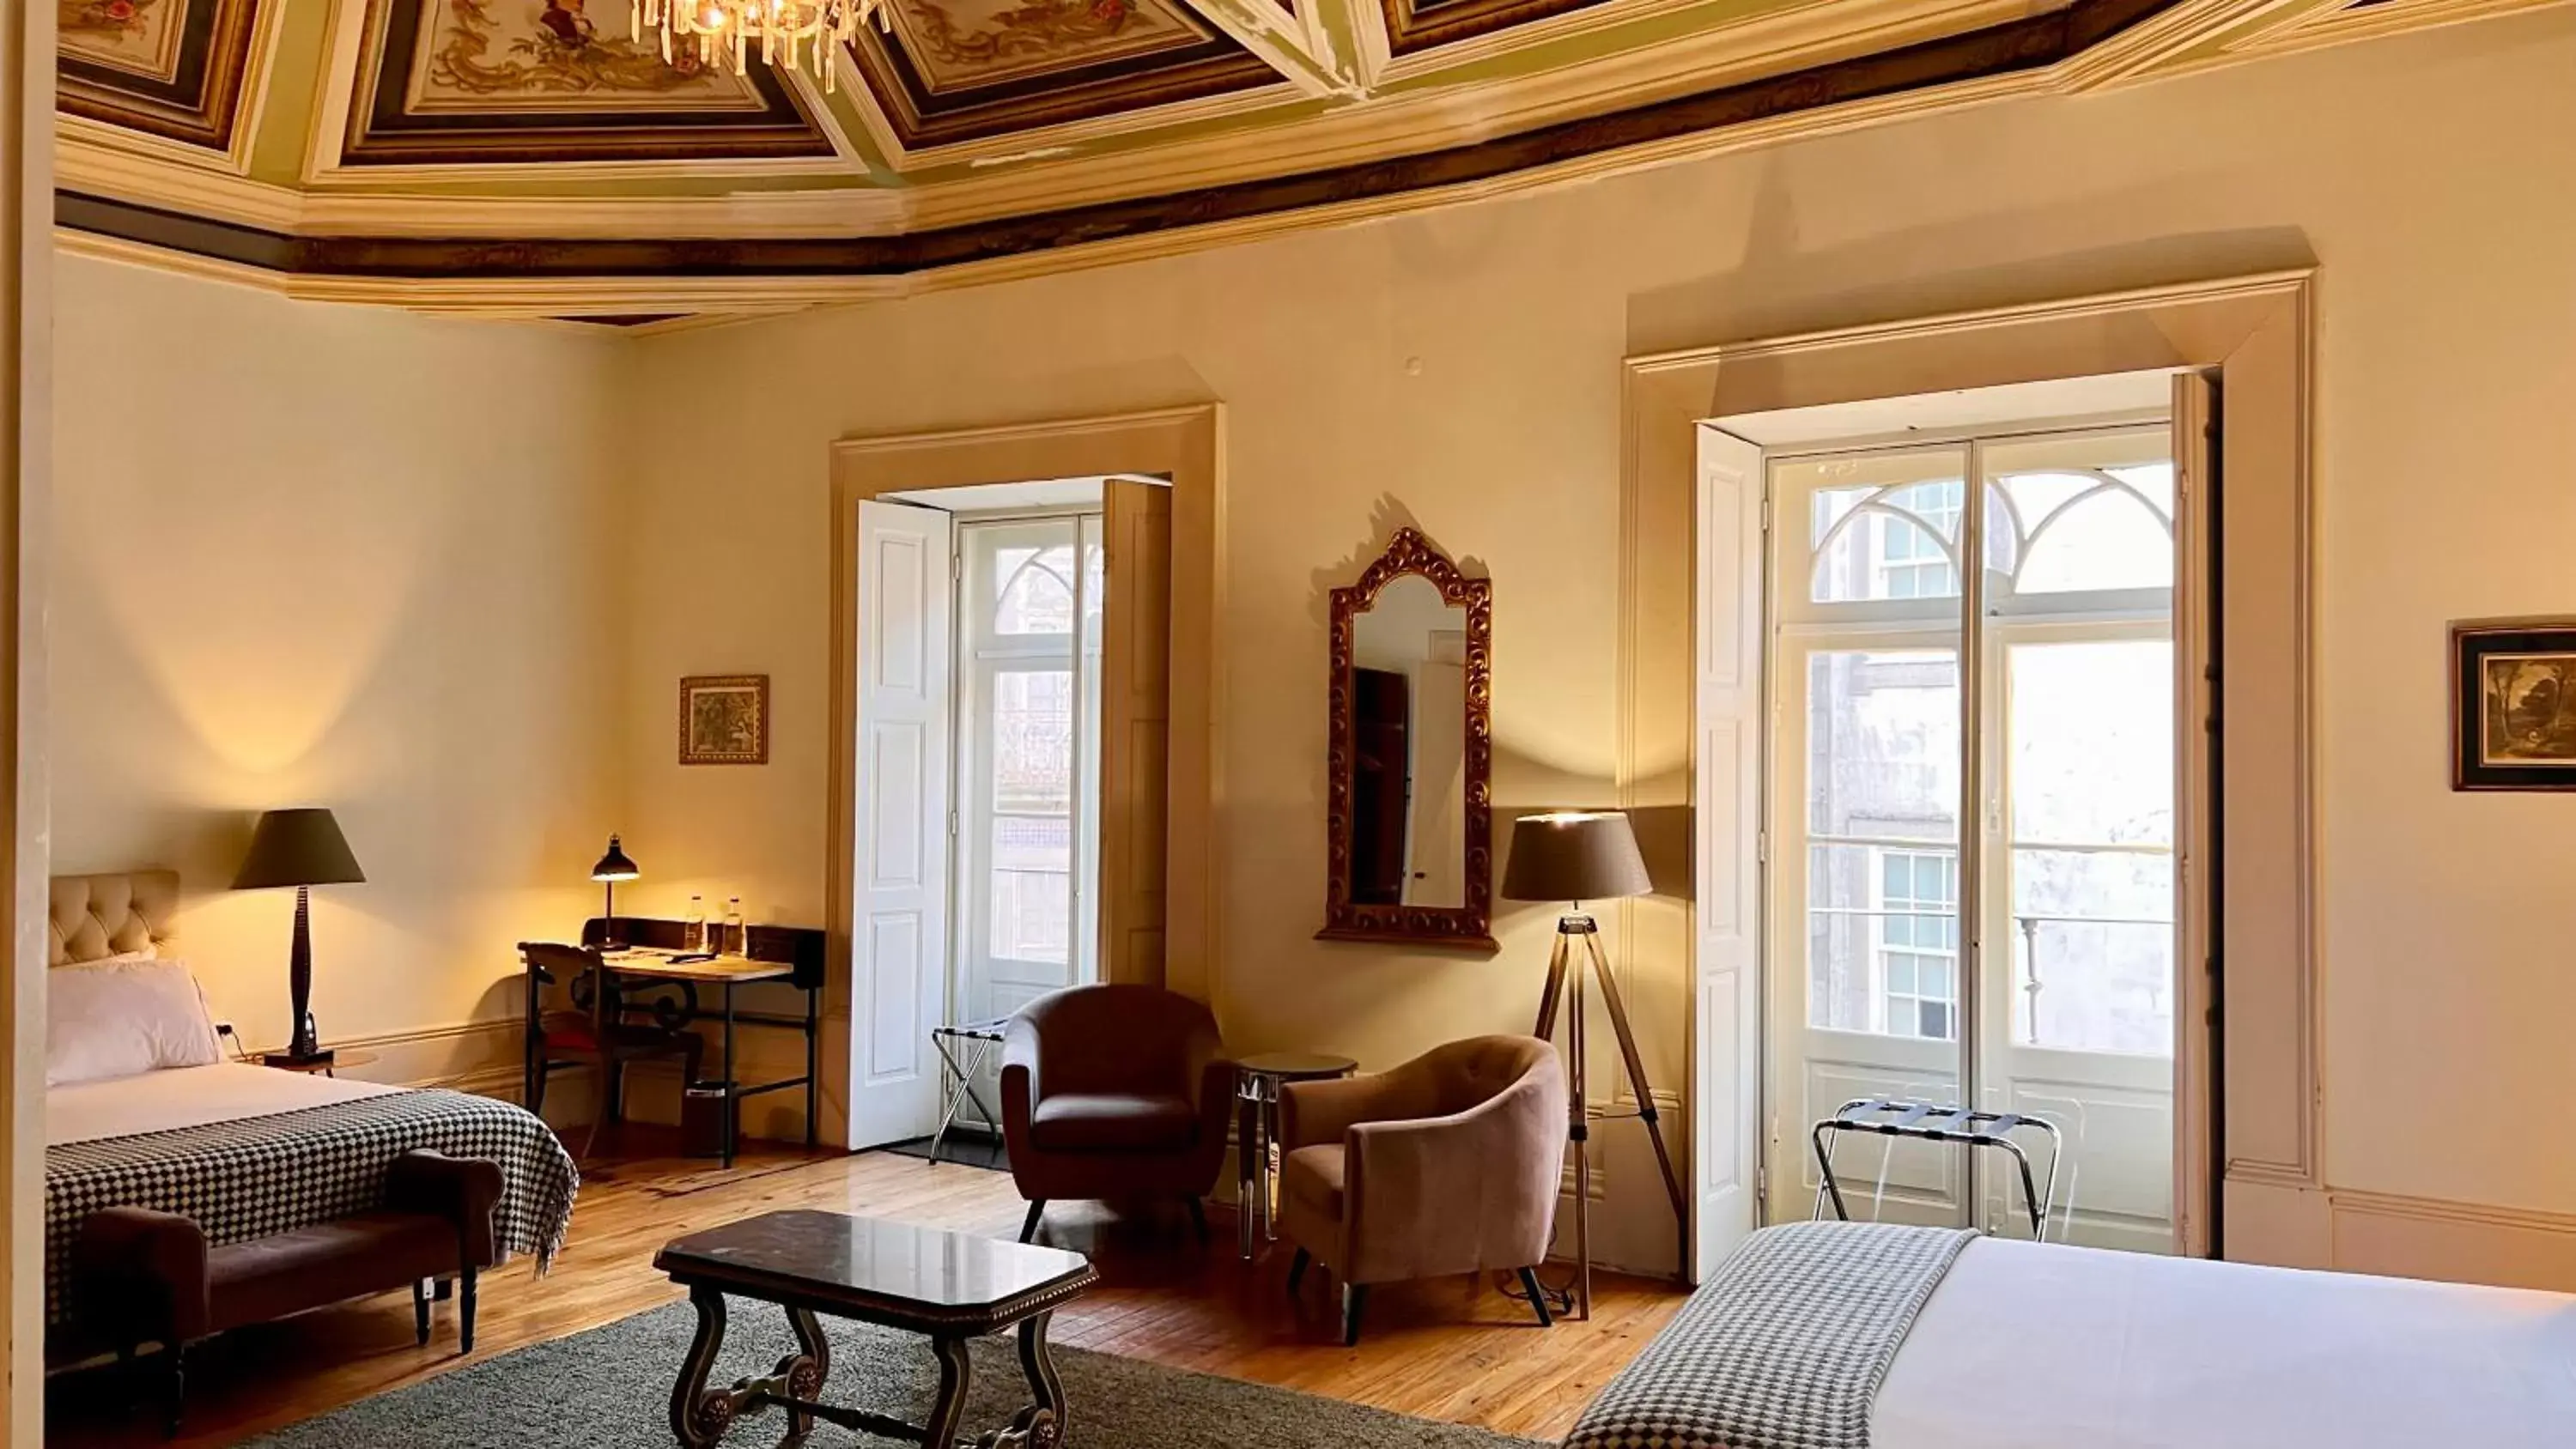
[1344,573,1472,909]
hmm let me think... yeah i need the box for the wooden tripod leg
[1532,928,1571,1040]
[1583,931,1688,1228]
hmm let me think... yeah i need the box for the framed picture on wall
[679,675,769,766]
[2453,620,2576,790]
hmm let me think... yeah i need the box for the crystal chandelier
[632,0,890,92]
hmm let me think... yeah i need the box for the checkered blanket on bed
[1564,1222,1975,1449]
[45,1088,579,1325]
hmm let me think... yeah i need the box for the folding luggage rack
[1810,1097,2064,1241]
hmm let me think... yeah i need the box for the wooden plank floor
[46,1131,1689,1446]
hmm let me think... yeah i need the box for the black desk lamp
[232,808,367,1069]
[592,835,639,949]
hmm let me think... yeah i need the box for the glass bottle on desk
[722,896,744,956]
[683,894,706,953]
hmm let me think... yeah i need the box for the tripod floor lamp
[1502,810,1687,1319]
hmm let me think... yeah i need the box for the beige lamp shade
[1500,811,1651,904]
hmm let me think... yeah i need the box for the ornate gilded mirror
[1319,529,1495,949]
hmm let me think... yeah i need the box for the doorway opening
[842,472,1173,1151]
[1722,372,2212,1254]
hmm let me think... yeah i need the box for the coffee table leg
[1014,1311,1067,1446]
[924,1333,974,1449]
[775,1305,830,1439]
[669,1287,737,1449]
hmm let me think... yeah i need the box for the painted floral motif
[430,0,713,95]
[60,0,152,38]
[907,0,1139,68]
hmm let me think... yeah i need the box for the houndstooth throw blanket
[1564,1222,1975,1449]
[46,1088,579,1325]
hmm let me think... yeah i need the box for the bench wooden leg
[413,1278,432,1345]
[459,1266,479,1354]
[161,1340,187,1440]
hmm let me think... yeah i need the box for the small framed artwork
[679,675,770,766]
[2453,620,2576,790]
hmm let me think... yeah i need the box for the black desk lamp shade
[592,835,639,948]
[231,808,366,1064]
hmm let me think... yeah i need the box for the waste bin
[681,1080,737,1159]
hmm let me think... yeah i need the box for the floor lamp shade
[232,808,366,1067]
[1501,811,1650,905]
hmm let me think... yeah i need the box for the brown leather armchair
[999,984,1235,1244]
[1276,1034,1567,1344]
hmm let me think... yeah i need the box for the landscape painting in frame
[2453,619,2576,791]
[680,675,770,766]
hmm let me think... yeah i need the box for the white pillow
[46,957,222,1088]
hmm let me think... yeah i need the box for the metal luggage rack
[1810,1097,2064,1241]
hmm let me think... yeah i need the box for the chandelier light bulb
[633,0,886,90]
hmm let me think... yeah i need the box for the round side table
[1233,1052,1358,1261]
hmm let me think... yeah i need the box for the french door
[956,516,1105,1032]
[1763,424,2185,1252]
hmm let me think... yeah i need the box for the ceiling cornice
[53,0,2567,311]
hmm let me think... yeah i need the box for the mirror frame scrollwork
[1316,528,1498,951]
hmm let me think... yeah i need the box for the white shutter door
[1693,424,1768,1279]
[848,499,956,1149]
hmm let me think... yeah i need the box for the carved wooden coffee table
[653,1209,1097,1448]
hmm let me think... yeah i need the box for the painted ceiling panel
[59,0,264,148]
[849,0,1285,150]
[343,0,837,162]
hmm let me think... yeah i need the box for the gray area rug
[246,1300,1549,1448]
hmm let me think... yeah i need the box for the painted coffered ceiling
[52,0,2561,314]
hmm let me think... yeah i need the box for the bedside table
[258,1049,377,1077]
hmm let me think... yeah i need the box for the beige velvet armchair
[1275,1034,1567,1344]
[999,984,1236,1245]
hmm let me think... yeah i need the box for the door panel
[849,500,956,1149]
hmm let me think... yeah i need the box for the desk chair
[519,941,705,1160]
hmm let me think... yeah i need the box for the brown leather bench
[73,1149,504,1436]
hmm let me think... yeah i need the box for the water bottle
[722,896,744,956]
[683,894,706,953]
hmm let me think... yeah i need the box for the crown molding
[69,0,2512,312]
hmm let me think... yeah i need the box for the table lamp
[231,807,367,1069]
[1500,809,1683,1317]
[592,834,639,949]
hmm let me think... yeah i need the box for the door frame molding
[824,405,1224,1146]
[1627,270,2318,1267]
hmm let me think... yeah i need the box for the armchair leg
[1286,1247,1310,1296]
[1019,1200,1046,1244]
[1185,1196,1210,1246]
[1517,1268,1554,1328]
[1340,1284,1368,1348]
[413,1277,432,1345]
[459,1266,480,1354]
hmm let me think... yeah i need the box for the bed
[1567,1222,2576,1449]
[43,870,578,1326]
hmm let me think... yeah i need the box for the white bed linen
[1874,1237,2576,1448]
[46,1060,403,1146]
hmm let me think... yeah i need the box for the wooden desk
[524,917,826,1167]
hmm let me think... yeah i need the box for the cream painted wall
[50,256,628,1076]
[615,10,2576,1273]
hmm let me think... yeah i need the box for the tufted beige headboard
[50,870,181,967]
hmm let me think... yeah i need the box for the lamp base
[261,1047,337,1072]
